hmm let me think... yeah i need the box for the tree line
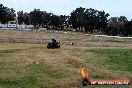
[0,3,132,36]
[17,9,69,29]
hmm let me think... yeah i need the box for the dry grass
[0,43,81,88]
[0,42,131,88]
[0,30,131,88]
[0,30,132,42]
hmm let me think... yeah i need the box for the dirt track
[0,37,132,47]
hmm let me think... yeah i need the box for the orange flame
[81,68,89,78]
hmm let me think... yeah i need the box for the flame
[82,68,89,78]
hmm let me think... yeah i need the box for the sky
[1,0,132,20]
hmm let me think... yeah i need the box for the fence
[0,24,34,29]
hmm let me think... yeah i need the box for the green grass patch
[69,48,132,80]
[0,49,21,57]
[89,49,132,72]
[25,64,70,79]
[0,62,71,88]
[0,75,37,88]
[90,74,105,79]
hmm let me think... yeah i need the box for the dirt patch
[0,37,132,47]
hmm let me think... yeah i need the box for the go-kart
[47,41,60,49]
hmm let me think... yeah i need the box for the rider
[51,37,56,43]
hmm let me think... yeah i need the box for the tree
[59,15,68,29]
[41,11,49,28]
[118,16,128,36]
[0,3,5,23]
[69,7,110,34]
[84,8,98,34]
[23,12,31,25]
[69,7,85,31]
[0,3,16,24]
[107,17,119,35]
[97,11,110,34]
[50,14,60,29]
[123,20,132,37]
[30,9,43,28]
[17,11,24,24]
[107,16,129,36]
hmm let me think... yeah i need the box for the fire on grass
[80,68,130,86]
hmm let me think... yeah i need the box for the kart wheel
[80,78,90,86]
[47,45,50,49]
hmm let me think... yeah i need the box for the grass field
[0,30,132,88]
[0,29,132,42]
